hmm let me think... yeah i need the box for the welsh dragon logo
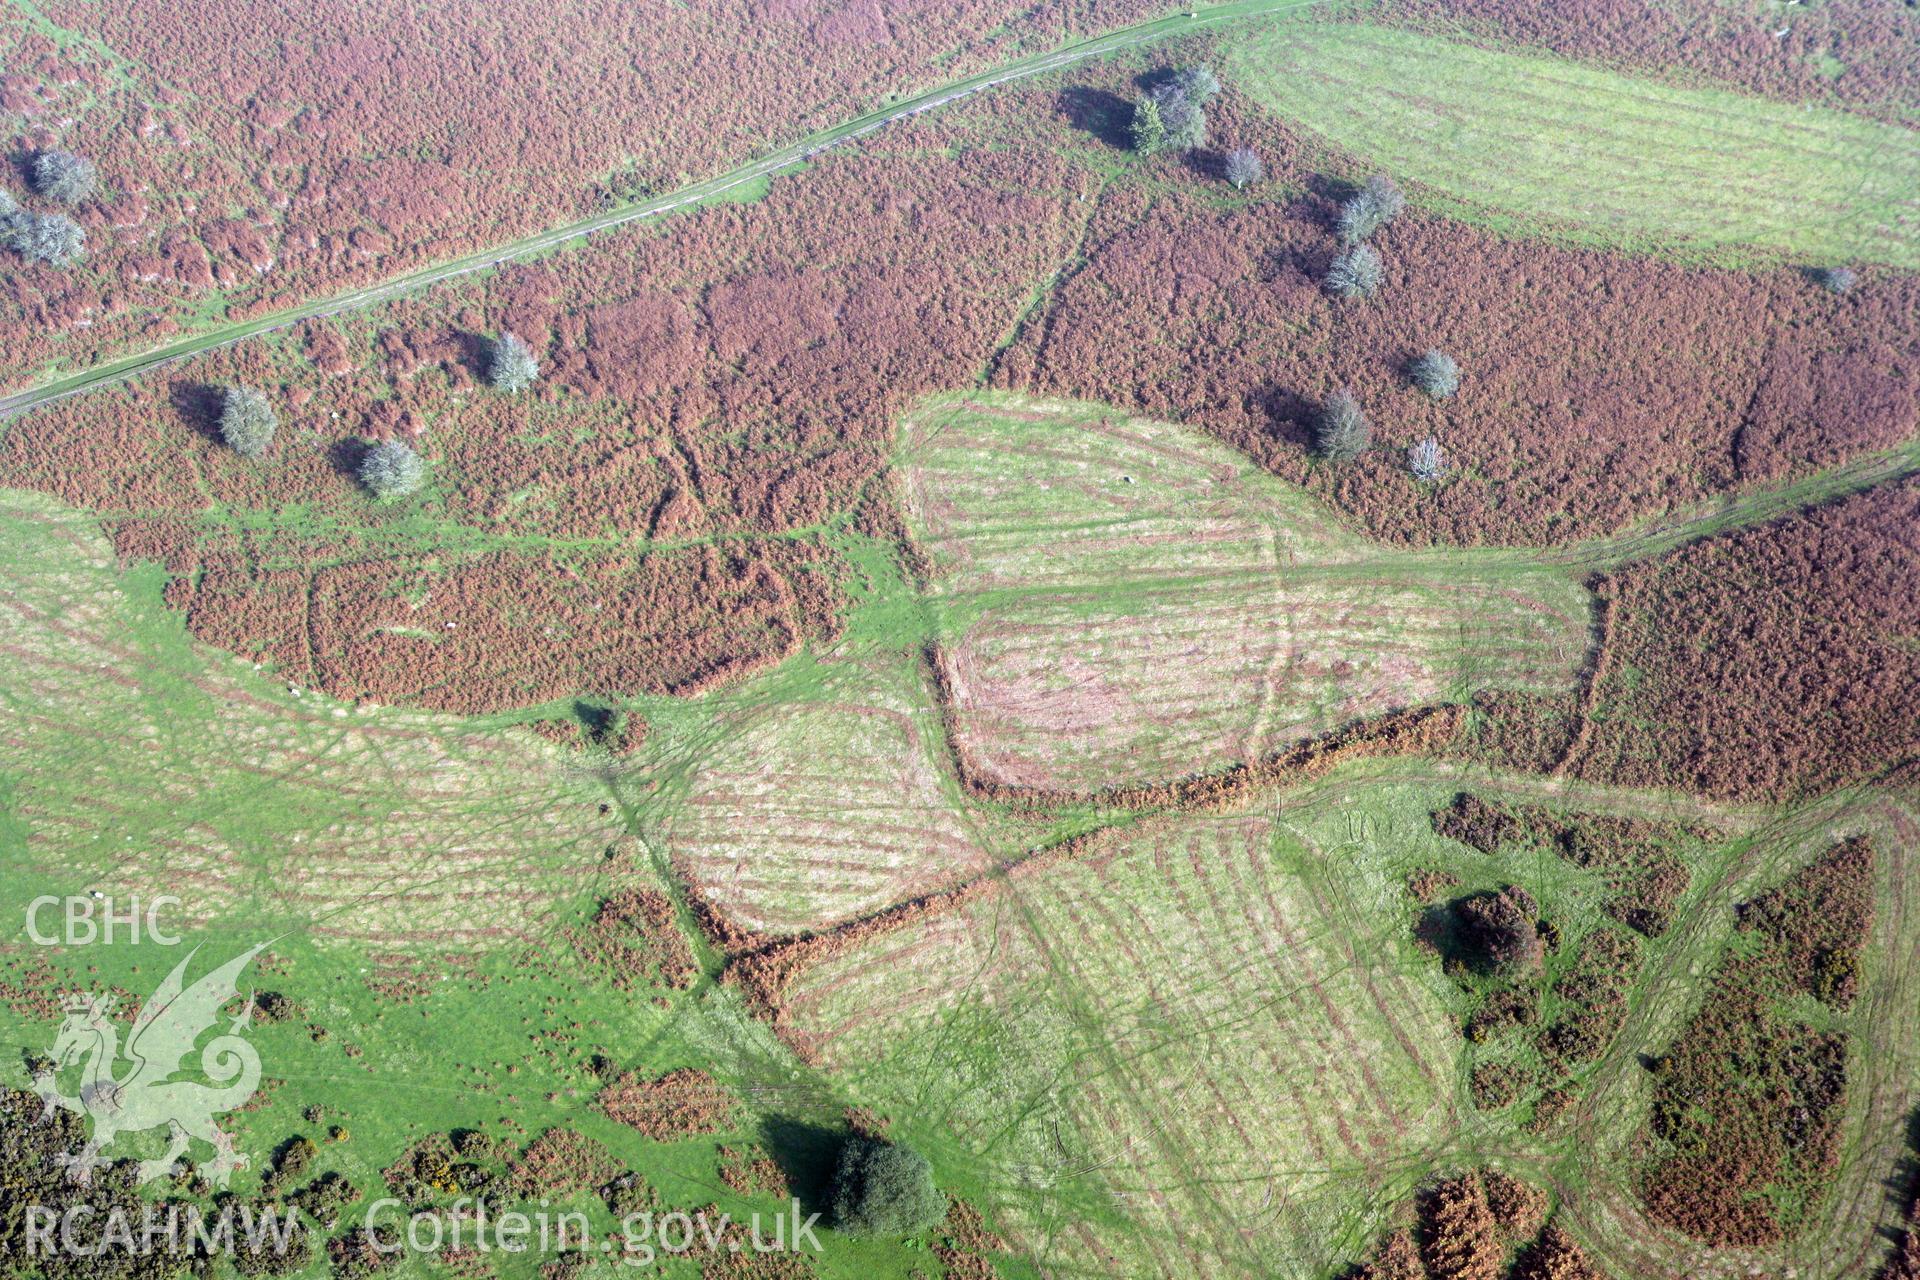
[33,943,269,1187]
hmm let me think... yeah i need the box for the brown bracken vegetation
[569,887,700,992]
[1345,1168,1610,1280]
[1413,875,1641,1116]
[1640,839,1876,1245]
[0,0,1167,383]
[0,101,1089,712]
[1564,480,1920,802]
[597,1068,735,1140]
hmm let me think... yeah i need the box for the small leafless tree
[1315,390,1371,462]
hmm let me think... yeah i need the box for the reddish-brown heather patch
[1510,1223,1611,1280]
[569,887,701,992]
[526,719,586,749]
[1567,479,1920,801]
[933,1197,1008,1280]
[1468,1061,1532,1112]
[596,1067,735,1140]
[1348,1170,1604,1280]
[507,1128,622,1198]
[365,952,478,1004]
[1351,1228,1424,1280]
[716,1145,789,1199]
[0,110,1086,712]
[1407,867,1461,905]
[1482,1170,1547,1244]
[1345,1170,1613,1280]
[1419,1174,1505,1280]
[1432,794,1706,937]
[0,949,71,1020]
[0,0,1166,383]
[698,1234,815,1280]
[1884,1184,1920,1280]
[1454,691,1583,776]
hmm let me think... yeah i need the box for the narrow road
[0,0,1323,420]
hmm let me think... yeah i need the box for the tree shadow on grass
[455,331,493,383]
[759,1116,845,1220]
[1880,1106,1920,1239]
[1181,148,1228,184]
[1056,87,1134,150]
[325,437,371,483]
[170,380,226,445]
[1253,384,1318,454]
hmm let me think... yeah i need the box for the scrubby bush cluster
[357,440,426,497]
[1455,887,1543,976]
[1817,265,1858,295]
[32,149,97,204]
[1346,1168,1604,1280]
[1406,436,1447,482]
[1337,174,1405,243]
[1324,243,1383,298]
[488,331,539,392]
[1408,348,1459,397]
[5,210,85,266]
[1431,793,1702,937]
[0,1087,193,1280]
[0,154,94,266]
[1414,870,1642,1121]
[1130,64,1216,155]
[1224,146,1264,189]
[1314,389,1370,460]
[831,1138,945,1237]
[219,386,278,457]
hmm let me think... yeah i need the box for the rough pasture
[1564,477,1920,802]
[776,807,1459,1279]
[656,649,993,936]
[0,491,623,951]
[901,396,1590,794]
[0,0,1166,385]
[0,107,1092,712]
[1220,24,1920,266]
[1369,0,1920,125]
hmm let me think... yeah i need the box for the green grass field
[900,395,1592,793]
[6,380,1920,1278]
[1221,22,1920,266]
[0,489,1000,1280]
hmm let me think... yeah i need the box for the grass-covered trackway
[0,0,1341,418]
